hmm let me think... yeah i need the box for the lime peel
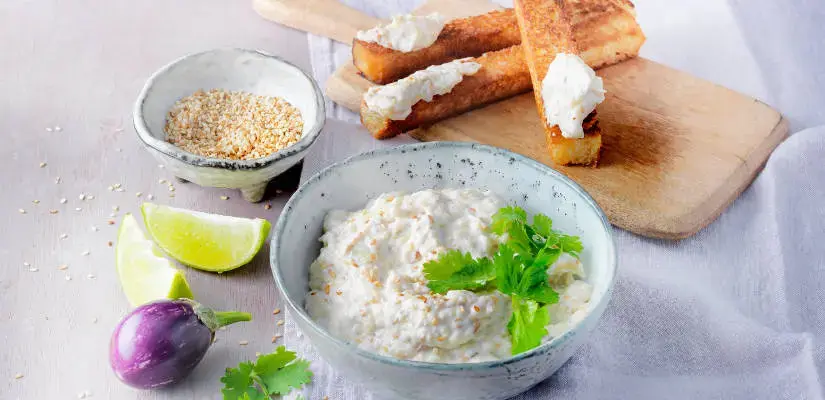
[116,214,194,306]
[141,203,271,273]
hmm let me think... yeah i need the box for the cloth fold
[290,0,825,398]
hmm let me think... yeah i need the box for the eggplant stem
[214,311,253,328]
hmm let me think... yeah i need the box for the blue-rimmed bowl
[271,142,616,400]
[133,48,325,202]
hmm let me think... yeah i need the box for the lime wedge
[141,203,271,273]
[116,214,194,306]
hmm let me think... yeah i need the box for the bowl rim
[270,141,617,371]
[132,48,326,170]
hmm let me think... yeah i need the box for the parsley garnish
[422,206,582,355]
[221,346,312,400]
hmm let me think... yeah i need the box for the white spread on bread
[364,59,481,120]
[356,13,446,52]
[540,53,605,139]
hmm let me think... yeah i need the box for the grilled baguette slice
[353,10,520,84]
[353,2,644,84]
[361,46,531,139]
[514,0,602,166]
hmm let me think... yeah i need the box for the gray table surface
[1,0,311,398]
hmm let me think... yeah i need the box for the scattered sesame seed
[109,213,116,218]
[87,274,95,279]
[147,194,154,200]
[28,267,38,272]
[65,275,72,281]
[91,226,99,232]
[39,162,47,168]
[14,373,23,379]
[168,186,175,192]
[54,126,62,131]
[59,198,67,204]
[158,179,166,184]
[18,208,26,214]
[23,262,30,267]
[220,195,229,200]
[273,308,281,315]
[264,204,272,210]
[168,193,175,198]
[112,206,119,211]
[54,176,61,184]
[82,250,90,256]
[107,186,114,191]
[32,199,40,204]
[277,320,285,327]
[49,209,58,214]
[135,192,142,197]
[75,207,82,211]
[92,317,98,323]
[255,352,262,357]
[58,264,68,270]
[78,194,86,200]
[87,195,95,200]
[77,392,86,399]
[323,396,329,400]
[59,233,68,239]
[238,340,249,346]
[107,220,115,225]
[271,335,281,343]
[107,241,113,247]
[115,148,122,152]
[46,127,53,132]
[115,188,125,192]
[158,164,165,169]
[113,183,121,189]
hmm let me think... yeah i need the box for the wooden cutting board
[254,0,788,240]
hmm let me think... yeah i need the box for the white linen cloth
[288,1,825,398]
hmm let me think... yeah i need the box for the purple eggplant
[109,299,251,389]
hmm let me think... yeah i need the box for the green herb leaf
[221,362,262,400]
[558,235,584,258]
[491,206,527,235]
[493,244,520,295]
[424,250,496,294]
[532,214,553,237]
[507,296,550,355]
[221,346,312,400]
[258,359,313,396]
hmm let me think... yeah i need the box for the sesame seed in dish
[164,89,303,160]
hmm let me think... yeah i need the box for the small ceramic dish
[271,142,617,400]
[133,48,325,202]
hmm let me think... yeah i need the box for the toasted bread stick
[361,46,531,139]
[514,0,602,166]
[353,2,644,84]
[353,10,520,85]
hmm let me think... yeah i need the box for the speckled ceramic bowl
[271,142,617,400]
[133,48,325,202]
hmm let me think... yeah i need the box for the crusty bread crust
[353,10,520,84]
[515,0,605,166]
[361,46,532,139]
[353,3,645,85]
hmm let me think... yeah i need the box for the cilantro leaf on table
[221,346,312,400]
[507,296,550,355]
[221,362,265,400]
[259,359,313,396]
[424,250,496,294]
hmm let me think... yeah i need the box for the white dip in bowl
[306,188,592,363]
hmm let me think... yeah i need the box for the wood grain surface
[257,0,789,239]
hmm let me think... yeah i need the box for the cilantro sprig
[221,346,312,400]
[423,206,583,355]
